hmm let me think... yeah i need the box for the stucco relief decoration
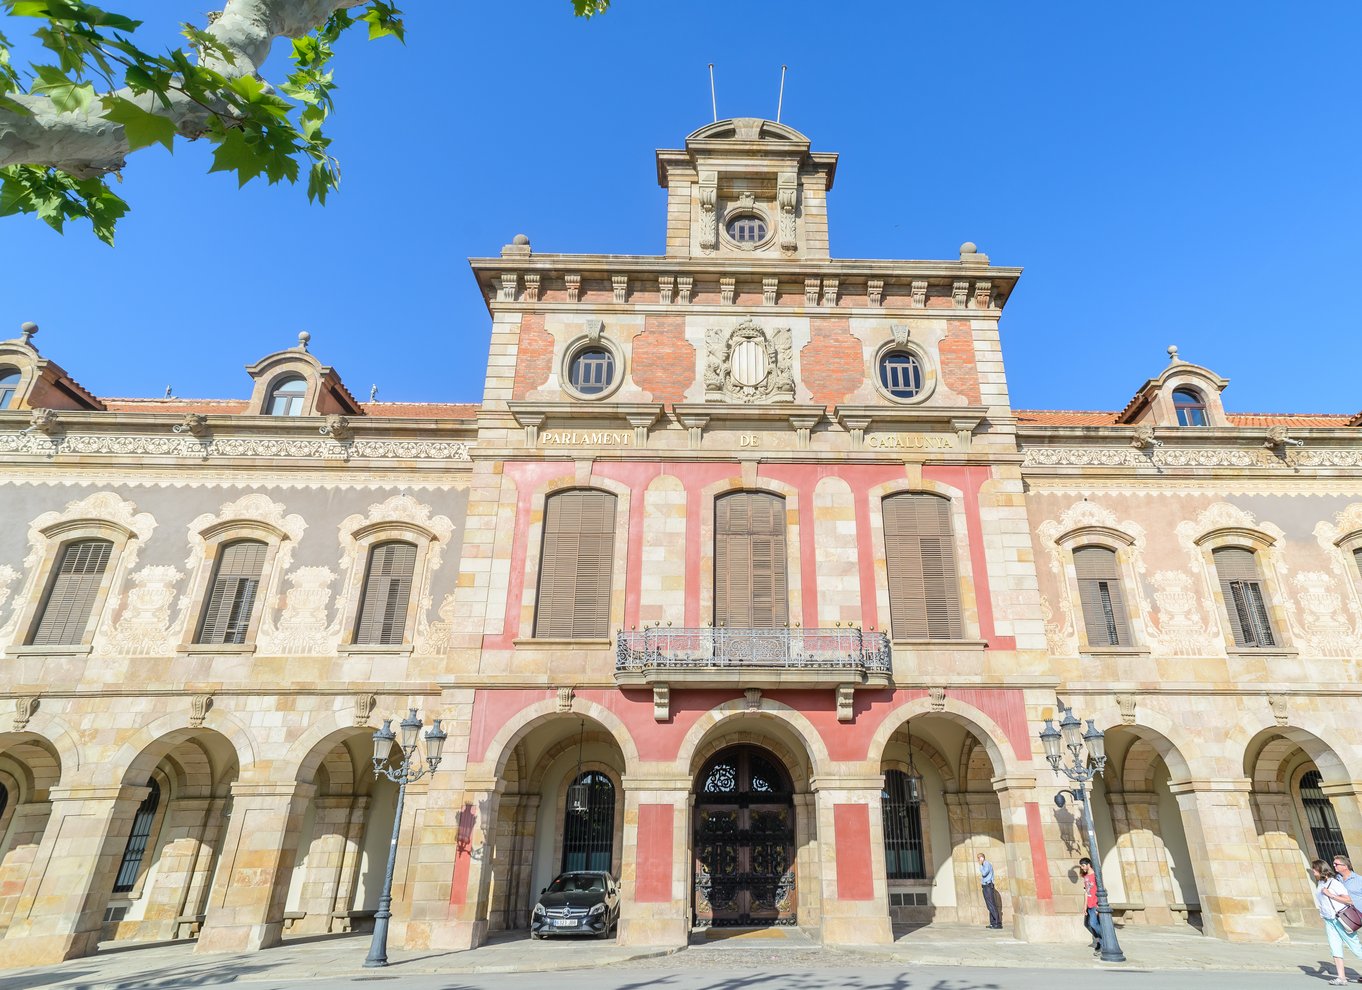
[1024,445,1362,469]
[256,566,339,655]
[99,565,184,655]
[697,170,718,252]
[414,593,457,657]
[0,430,470,461]
[336,494,455,655]
[1290,571,1359,657]
[0,492,156,652]
[704,321,795,404]
[1314,503,1362,625]
[1147,570,1218,657]
[0,564,18,618]
[777,172,798,251]
[1036,499,1150,656]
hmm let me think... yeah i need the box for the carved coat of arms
[704,320,795,403]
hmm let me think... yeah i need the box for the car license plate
[554,918,578,928]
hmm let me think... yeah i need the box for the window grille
[353,541,417,645]
[714,492,789,628]
[1073,546,1131,647]
[29,539,114,646]
[113,778,161,893]
[882,769,926,880]
[196,540,268,644]
[1300,770,1349,862]
[534,490,617,639]
[882,494,963,640]
[561,771,615,873]
[1213,547,1276,648]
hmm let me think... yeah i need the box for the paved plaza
[4,924,1358,990]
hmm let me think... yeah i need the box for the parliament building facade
[1,119,1360,966]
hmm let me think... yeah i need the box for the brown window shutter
[29,539,114,646]
[1072,545,1131,647]
[714,492,788,628]
[882,494,963,640]
[534,490,617,639]
[354,541,417,645]
[1212,546,1277,648]
[196,540,268,645]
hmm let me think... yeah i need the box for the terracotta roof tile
[102,398,250,414]
[1014,410,1121,426]
[1225,413,1352,428]
[359,402,479,419]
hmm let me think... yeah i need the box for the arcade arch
[0,735,62,935]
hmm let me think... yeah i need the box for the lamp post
[364,708,446,968]
[1038,706,1125,963]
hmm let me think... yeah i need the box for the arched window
[0,368,20,409]
[1073,545,1131,647]
[561,770,615,873]
[353,540,417,645]
[1172,388,1208,426]
[265,375,307,416]
[714,492,788,628]
[1300,770,1349,862]
[28,538,114,646]
[1212,546,1276,648]
[534,490,617,639]
[195,539,268,645]
[882,493,962,640]
[113,778,161,893]
[882,770,926,880]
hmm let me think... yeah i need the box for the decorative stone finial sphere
[19,321,38,336]
[513,233,530,246]
[1167,345,1179,358]
[298,331,311,349]
[960,242,977,254]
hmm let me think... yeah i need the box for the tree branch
[0,0,369,176]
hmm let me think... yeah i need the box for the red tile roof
[98,398,480,419]
[358,402,480,419]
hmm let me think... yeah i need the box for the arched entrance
[0,734,62,936]
[693,744,796,927]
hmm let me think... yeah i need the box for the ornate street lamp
[364,708,446,968]
[1038,705,1125,963]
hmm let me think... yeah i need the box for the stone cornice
[834,404,987,434]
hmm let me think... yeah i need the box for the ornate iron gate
[693,745,796,927]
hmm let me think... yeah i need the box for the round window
[726,214,767,244]
[568,347,615,396]
[879,351,923,399]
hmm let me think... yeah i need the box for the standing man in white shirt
[977,852,1003,930]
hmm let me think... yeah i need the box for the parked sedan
[530,870,620,939]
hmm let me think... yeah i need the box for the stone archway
[0,735,62,937]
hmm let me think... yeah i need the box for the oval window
[879,351,923,399]
[726,214,767,244]
[569,348,614,396]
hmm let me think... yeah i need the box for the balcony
[614,626,892,690]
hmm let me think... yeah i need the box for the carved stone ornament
[777,172,798,251]
[804,278,820,306]
[891,323,910,347]
[703,320,795,404]
[677,276,693,304]
[189,694,213,728]
[321,414,353,442]
[354,693,377,726]
[928,686,946,711]
[867,280,884,307]
[658,276,675,305]
[27,408,60,436]
[698,170,718,251]
[523,273,540,302]
[911,280,928,308]
[0,430,469,462]
[744,688,762,712]
[836,684,856,723]
[13,696,38,732]
[584,318,604,343]
[653,683,670,722]
[952,281,969,308]
[763,277,778,306]
[565,274,581,303]
[1267,694,1289,727]
[612,274,628,304]
[174,412,210,439]
[557,686,575,713]
[498,272,518,302]
[1117,694,1137,725]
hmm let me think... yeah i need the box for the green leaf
[31,64,95,112]
[100,96,175,152]
[572,0,610,17]
[360,2,405,42]
[208,127,266,187]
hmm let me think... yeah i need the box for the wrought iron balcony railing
[615,626,891,677]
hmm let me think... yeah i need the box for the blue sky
[2,1,1360,413]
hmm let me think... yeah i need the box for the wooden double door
[693,745,797,927]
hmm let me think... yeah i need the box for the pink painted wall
[833,803,875,900]
[634,804,675,903]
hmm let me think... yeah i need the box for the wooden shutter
[354,541,417,645]
[196,540,268,645]
[1073,546,1132,647]
[1213,547,1277,648]
[29,539,114,646]
[882,494,963,640]
[714,492,788,628]
[534,490,616,639]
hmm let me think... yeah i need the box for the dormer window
[0,368,18,409]
[265,375,307,416]
[1173,388,1207,426]
[726,214,767,244]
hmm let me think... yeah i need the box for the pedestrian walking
[977,853,1003,929]
[1336,856,1362,918]
[1311,858,1362,986]
[1079,857,1100,951]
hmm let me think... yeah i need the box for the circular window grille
[569,347,615,396]
[726,214,767,244]
[879,351,924,399]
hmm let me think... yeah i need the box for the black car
[530,870,620,939]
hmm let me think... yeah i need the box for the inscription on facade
[540,431,634,446]
[866,433,956,450]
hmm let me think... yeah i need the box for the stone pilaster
[1171,778,1286,943]
[617,778,690,949]
[194,781,314,954]
[0,801,53,934]
[293,795,368,933]
[0,784,145,967]
[122,795,217,941]
[811,776,892,946]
